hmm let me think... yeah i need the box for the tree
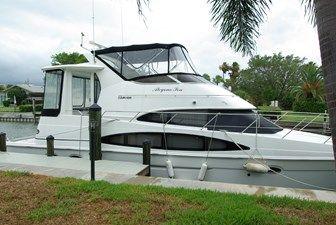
[236,53,304,107]
[6,86,27,105]
[202,73,211,81]
[207,0,336,159]
[51,52,88,65]
[292,62,324,101]
[212,75,224,85]
[219,61,240,90]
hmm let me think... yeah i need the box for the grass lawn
[279,111,328,124]
[0,171,335,225]
[258,106,328,124]
[0,107,19,112]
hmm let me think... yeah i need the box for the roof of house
[15,84,44,94]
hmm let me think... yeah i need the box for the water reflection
[0,122,37,140]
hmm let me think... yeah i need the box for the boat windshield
[95,44,199,81]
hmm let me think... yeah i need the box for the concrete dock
[0,152,335,203]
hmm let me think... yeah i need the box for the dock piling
[142,140,151,176]
[0,133,7,152]
[46,135,55,156]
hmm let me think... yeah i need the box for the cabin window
[137,110,283,134]
[72,76,91,109]
[42,70,63,117]
[94,74,101,103]
[101,132,248,151]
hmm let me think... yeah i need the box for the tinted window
[166,133,204,150]
[137,110,282,134]
[135,75,176,83]
[170,74,205,83]
[101,132,248,151]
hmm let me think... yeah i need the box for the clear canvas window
[72,76,91,109]
[42,70,63,116]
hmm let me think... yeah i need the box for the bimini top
[94,43,204,83]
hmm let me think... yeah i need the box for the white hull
[7,139,336,190]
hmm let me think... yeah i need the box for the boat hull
[7,142,336,190]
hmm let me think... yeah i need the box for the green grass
[258,107,328,124]
[0,106,19,112]
[3,170,31,178]
[258,105,281,111]
[27,199,76,221]
[0,172,335,225]
[279,111,328,123]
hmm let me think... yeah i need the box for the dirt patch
[0,172,56,225]
[273,207,335,225]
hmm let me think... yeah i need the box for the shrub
[19,104,43,112]
[293,99,327,113]
[2,100,10,107]
[279,95,295,110]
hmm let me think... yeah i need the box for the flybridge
[94,43,201,82]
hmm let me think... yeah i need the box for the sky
[0,0,321,84]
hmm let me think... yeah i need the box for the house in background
[16,84,44,103]
[4,84,44,104]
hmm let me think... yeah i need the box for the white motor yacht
[7,43,336,189]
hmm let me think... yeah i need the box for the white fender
[197,162,208,181]
[166,159,175,178]
[244,162,270,173]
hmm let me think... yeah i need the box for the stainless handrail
[201,113,219,130]
[299,113,321,131]
[282,118,306,139]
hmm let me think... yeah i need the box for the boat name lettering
[153,87,182,93]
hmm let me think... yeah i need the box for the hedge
[2,100,10,107]
[19,104,43,112]
[293,99,327,113]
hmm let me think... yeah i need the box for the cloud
[0,0,321,84]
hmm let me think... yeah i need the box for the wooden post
[46,135,54,156]
[142,140,151,176]
[0,133,7,152]
[89,103,102,181]
[32,99,36,124]
[323,110,328,135]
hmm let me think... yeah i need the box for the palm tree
[137,0,336,160]
[207,0,336,160]
[219,61,240,90]
[212,75,224,85]
[293,62,324,101]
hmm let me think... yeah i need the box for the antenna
[92,0,96,63]
[120,0,124,45]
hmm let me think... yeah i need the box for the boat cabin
[41,64,103,117]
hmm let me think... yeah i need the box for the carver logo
[153,87,182,93]
[118,95,132,100]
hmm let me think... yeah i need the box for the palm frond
[208,0,272,56]
[136,0,150,26]
[301,0,316,25]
